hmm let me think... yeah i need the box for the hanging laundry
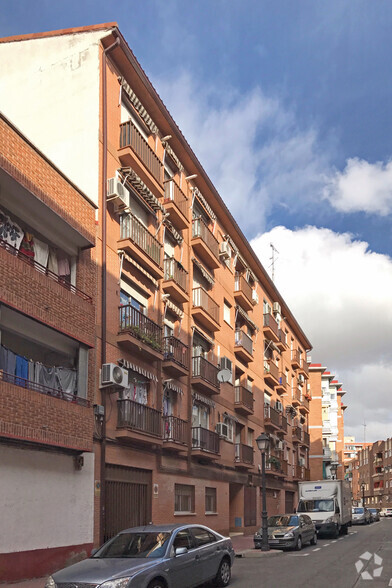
[0,345,7,372]
[58,255,70,276]
[56,367,77,396]
[33,237,49,269]
[20,232,35,258]
[38,365,59,392]
[15,355,29,386]
[48,247,58,275]
[0,211,23,251]
[28,360,35,383]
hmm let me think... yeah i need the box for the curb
[236,549,284,558]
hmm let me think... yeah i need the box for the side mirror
[90,548,99,557]
[175,547,188,556]
[336,506,340,514]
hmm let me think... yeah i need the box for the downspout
[100,34,120,546]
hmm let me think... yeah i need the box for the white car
[380,508,392,517]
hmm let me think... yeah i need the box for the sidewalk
[0,579,46,588]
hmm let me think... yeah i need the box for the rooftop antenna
[363,420,367,444]
[270,243,279,282]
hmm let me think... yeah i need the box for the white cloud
[251,226,392,442]
[325,157,392,215]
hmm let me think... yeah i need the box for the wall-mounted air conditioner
[107,178,130,212]
[219,241,231,260]
[216,422,229,438]
[276,400,283,412]
[273,302,281,315]
[100,363,128,388]
[252,290,259,305]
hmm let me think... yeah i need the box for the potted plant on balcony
[267,455,281,470]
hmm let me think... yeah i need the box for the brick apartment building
[343,436,372,482]
[351,438,392,509]
[308,364,347,481]
[0,113,97,581]
[0,23,313,562]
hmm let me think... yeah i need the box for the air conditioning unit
[299,457,306,467]
[276,400,283,412]
[107,178,130,212]
[251,290,259,305]
[219,241,231,260]
[100,363,128,388]
[273,302,281,315]
[216,422,229,438]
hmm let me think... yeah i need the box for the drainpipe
[100,34,120,546]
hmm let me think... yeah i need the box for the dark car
[254,514,317,551]
[368,508,380,522]
[45,524,235,588]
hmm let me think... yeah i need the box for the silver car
[45,524,235,588]
[254,514,317,551]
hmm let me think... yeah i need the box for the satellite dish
[217,369,232,383]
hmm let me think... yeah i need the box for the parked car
[45,524,235,588]
[254,514,317,551]
[380,507,392,517]
[368,508,380,522]
[352,507,371,525]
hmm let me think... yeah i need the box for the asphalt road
[229,519,392,588]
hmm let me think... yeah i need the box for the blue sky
[1,1,392,442]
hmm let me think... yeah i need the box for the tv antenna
[363,420,367,444]
[270,243,279,282]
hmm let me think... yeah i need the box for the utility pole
[270,243,279,283]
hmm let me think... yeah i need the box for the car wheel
[295,536,302,551]
[147,580,166,588]
[214,557,231,587]
[310,532,317,545]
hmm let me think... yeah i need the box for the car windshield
[268,515,299,527]
[369,509,377,513]
[298,499,334,513]
[353,508,364,514]
[93,532,171,559]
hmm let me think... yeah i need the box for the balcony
[299,395,310,414]
[116,399,163,447]
[323,447,332,461]
[322,394,331,405]
[192,426,220,460]
[191,217,220,269]
[302,430,310,448]
[276,329,288,351]
[266,455,288,477]
[279,413,288,435]
[234,386,254,416]
[234,274,253,312]
[293,465,310,480]
[322,420,332,434]
[162,415,188,453]
[374,486,384,496]
[191,356,220,395]
[235,443,254,469]
[299,360,309,379]
[292,426,303,444]
[264,360,279,388]
[291,349,301,370]
[263,313,279,343]
[264,405,281,431]
[119,120,163,186]
[118,305,163,360]
[191,287,220,332]
[234,329,253,363]
[119,213,163,279]
[163,257,189,303]
[164,180,189,229]
[162,336,190,377]
[291,386,302,406]
[276,372,287,395]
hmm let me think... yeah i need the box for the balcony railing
[235,329,253,356]
[192,217,219,259]
[280,413,288,433]
[117,399,162,437]
[163,336,189,369]
[264,405,280,427]
[301,396,310,411]
[235,443,254,465]
[192,287,220,323]
[293,426,303,442]
[303,431,310,446]
[163,415,188,444]
[119,305,162,351]
[234,273,253,302]
[0,238,92,302]
[119,121,162,184]
[300,361,309,376]
[164,180,188,218]
[263,313,279,337]
[120,213,162,266]
[292,386,302,403]
[192,356,220,389]
[278,329,287,347]
[163,257,188,291]
[266,456,288,475]
[278,372,287,388]
[234,386,254,412]
[192,426,220,454]
[264,360,279,381]
[291,349,301,366]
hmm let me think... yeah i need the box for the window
[173,529,194,550]
[205,487,217,513]
[223,301,231,325]
[192,402,210,429]
[247,428,253,447]
[175,484,195,513]
[192,527,217,547]
[223,415,234,442]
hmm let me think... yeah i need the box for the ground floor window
[205,487,217,513]
[175,484,195,514]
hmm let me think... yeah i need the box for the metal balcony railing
[278,329,287,346]
[235,329,253,356]
[263,313,279,337]
[278,372,287,388]
[163,415,188,444]
[120,120,162,184]
[192,356,220,389]
[164,180,188,218]
[293,426,303,442]
[301,361,309,376]
[120,213,162,266]
[163,336,189,369]
[264,405,280,427]
[235,443,254,465]
[119,305,162,351]
[292,386,302,403]
[192,287,220,323]
[303,431,310,446]
[117,399,162,437]
[192,426,219,454]
[163,257,188,291]
[291,349,301,366]
[280,413,288,433]
[264,360,279,381]
[234,386,254,412]
[192,217,219,260]
[234,273,253,302]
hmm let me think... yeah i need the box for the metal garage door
[244,486,257,527]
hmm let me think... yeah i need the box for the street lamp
[361,482,366,507]
[256,432,270,552]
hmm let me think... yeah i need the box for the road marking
[331,540,337,543]
[388,579,392,587]
[323,543,330,547]
[288,553,310,556]
[313,548,321,552]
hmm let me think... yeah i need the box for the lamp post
[361,482,366,507]
[256,432,270,552]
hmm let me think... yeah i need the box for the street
[229,519,392,588]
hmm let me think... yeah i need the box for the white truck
[297,480,352,537]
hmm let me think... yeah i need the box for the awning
[235,305,258,331]
[120,167,166,214]
[118,358,158,382]
[224,234,258,284]
[162,141,184,172]
[192,257,215,286]
[164,380,183,395]
[120,78,158,135]
[164,219,183,244]
[192,325,214,346]
[192,187,216,220]
[192,391,215,408]
[166,299,184,319]
[223,412,240,423]
[119,250,159,287]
